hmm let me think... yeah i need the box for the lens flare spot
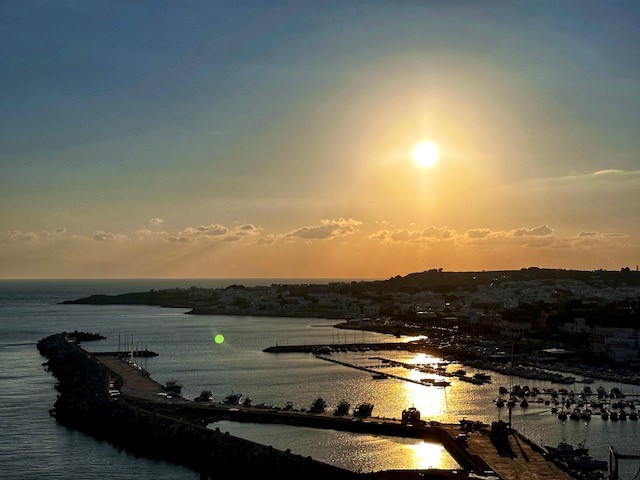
[214,334,225,344]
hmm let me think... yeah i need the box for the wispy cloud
[524,169,640,187]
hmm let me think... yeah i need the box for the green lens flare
[214,334,225,344]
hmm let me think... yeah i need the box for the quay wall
[37,333,361,480]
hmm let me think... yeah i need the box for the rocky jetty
[37,332,361,479]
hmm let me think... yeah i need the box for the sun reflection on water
[409,441,461,470]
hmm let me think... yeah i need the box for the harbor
[38,331,600,480]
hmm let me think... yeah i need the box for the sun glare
[411,141,439,168]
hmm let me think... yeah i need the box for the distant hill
[339,267,640,294]
[60,268,640,307]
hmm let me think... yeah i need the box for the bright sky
[1,1,639,279]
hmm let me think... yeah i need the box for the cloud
[369,230,391,241]
[285,218,362,240]
[196,224,229,236]
[132,229,168,239]
[2,228,69,243]
[390,229,411,241]
[150,218,164,224]
[512,225,554,237]
[524,169,640,189]
[369,226,455,243]
[167,236,195,243]
[167,223,263,244]
[257,234,277,245]
[93,230,130,242]
[172,224,229,241]
[466,228,491,239]
[231,224,262,236]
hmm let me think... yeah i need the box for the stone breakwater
[37,332,361,480]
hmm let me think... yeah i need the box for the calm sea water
[1,279,639,479]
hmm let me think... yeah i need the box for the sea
[1,279,639,479]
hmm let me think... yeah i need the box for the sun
[411,141,440,168]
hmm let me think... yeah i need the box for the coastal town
[50,268,640,479]
[65,268,640,383]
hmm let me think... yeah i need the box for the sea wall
[37,333,361,479]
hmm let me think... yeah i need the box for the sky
[1,1,639,279]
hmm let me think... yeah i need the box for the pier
[314,355,450,387]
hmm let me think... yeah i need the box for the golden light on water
[409,441,461,470]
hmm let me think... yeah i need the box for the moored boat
[223,392,243,405]
[309,397,327,413]
[334,399,350,415]
[353,402,374,417]
[545,441,589,458]
[401,406,422,425]
[194,390,214,402]
[165,379,183,394]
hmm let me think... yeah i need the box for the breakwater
[37,332,361,479]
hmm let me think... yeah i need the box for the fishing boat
[334,399,350,415]
[433,379,451,387]
[165,379,183,394]
[545,441,589,459]
[473,372,492,383]
[309,397,327,413]
[194,390,214,402]
[401,406,422,425]
[223,392,243,405]
[353,402,374,417]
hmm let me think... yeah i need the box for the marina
[47,332,592,480]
